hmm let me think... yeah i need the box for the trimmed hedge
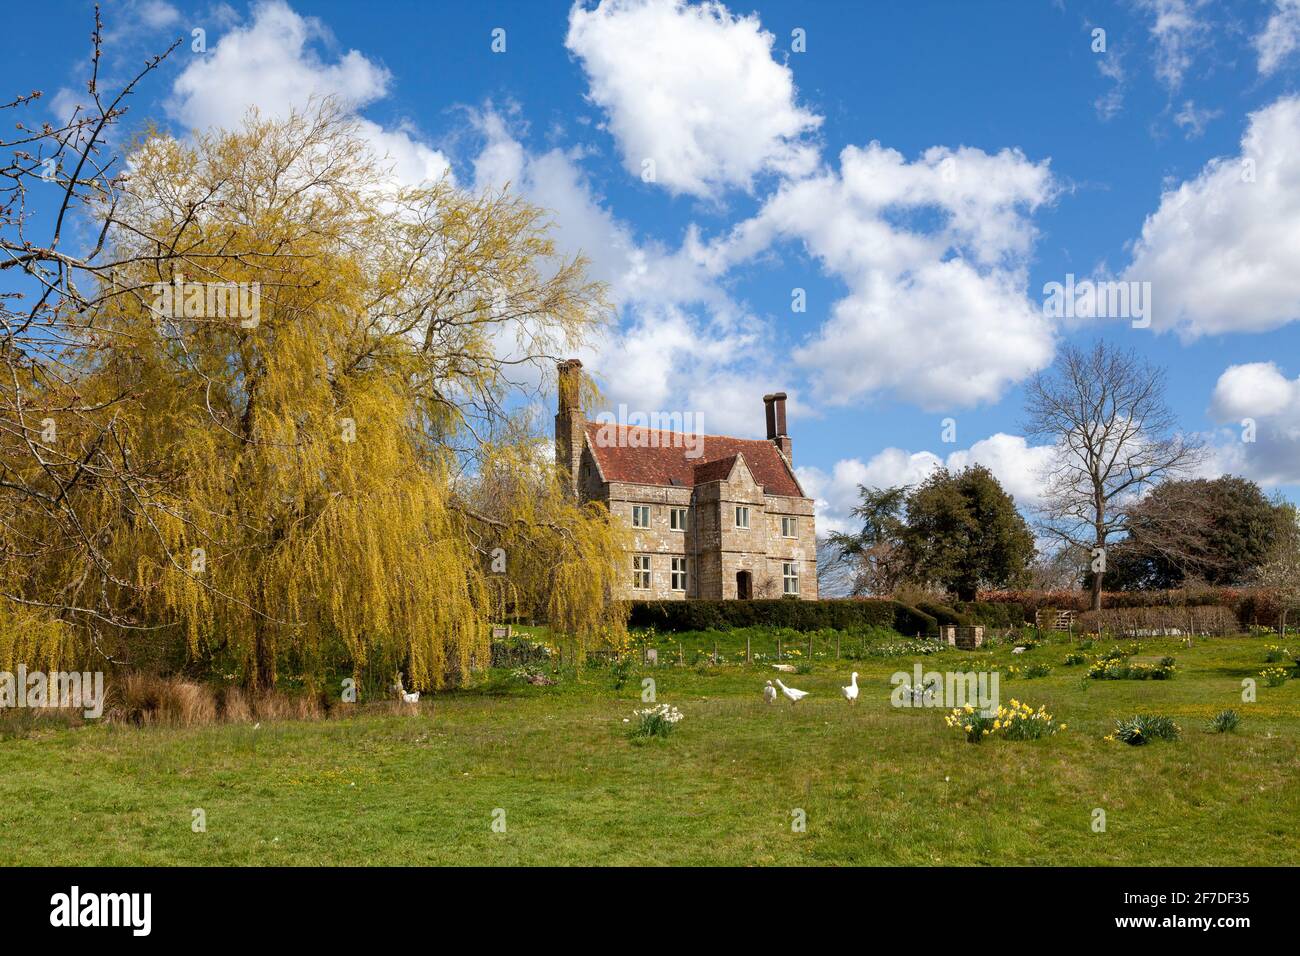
[626,599,936,637]
[916,600,971,627]
[955,601,1027,628]
[975,588,1280,625]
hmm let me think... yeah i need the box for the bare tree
[1024,342,1205,610]
[1255,503,1300,636]
[0,10,182,641]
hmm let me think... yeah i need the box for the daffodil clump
[1087,656,1176,680]
[944,699,1066,743]
[1262,645,1289,663]
[626,703,684,739]
[1260,666,1291,688]
[1105,714,1181,745]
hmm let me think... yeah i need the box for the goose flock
[763,672,861,705]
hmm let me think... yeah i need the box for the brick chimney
[556,359,585,497]
[764,391,792,463]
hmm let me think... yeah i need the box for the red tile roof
[583,423,804,498]
[691,454,739,484]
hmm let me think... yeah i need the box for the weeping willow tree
[2,100,628,690]
[462,432,630,660]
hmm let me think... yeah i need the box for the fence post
[836,633,841,659]
[746,634,751,665]
[777,638,782,662]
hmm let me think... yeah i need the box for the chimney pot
[768,392,791,463]
[763,393,777,440]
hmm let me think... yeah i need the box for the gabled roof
[583,423,804,498]
[691,454,740,485]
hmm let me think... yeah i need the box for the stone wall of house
[594,455,818,601]
[604,479,697,599]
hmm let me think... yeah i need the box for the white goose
[394,673,420,704]
[763,681,778,704]
[841,672,859,704]
[773,678,808,703]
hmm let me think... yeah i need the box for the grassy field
[1,629,1297,865]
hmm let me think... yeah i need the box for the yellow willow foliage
[0,598,77,674]
[467,440,631,660]
[0,100,626,689]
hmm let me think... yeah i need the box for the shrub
[610,656,635,689]
[1081,605,1239,637]
[102,675,326,725]
[893,604,939,637]
[626,598,935,636]
[625,703,683,740]
[916,601,971,627]
[979,587,1277,628]
[945,699,1065,743]
[1108,714,1181,745]
[491,633,554,668]
[1207,709,1241,733]
[955,601,1027,627]
[113,673,216,726]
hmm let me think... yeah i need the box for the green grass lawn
[1,631,1297,865]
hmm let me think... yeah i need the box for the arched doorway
[736,570,753,600]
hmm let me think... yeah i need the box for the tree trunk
[253,622,276,691]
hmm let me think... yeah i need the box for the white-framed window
[671,557,689,592]
[632,555,652,590]
[783,561,799,595]
[734,506,750,529]
[781,516,797,538]
[631,505,650,528]
[670,507,689,531]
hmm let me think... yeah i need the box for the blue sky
[11,0,1300,532]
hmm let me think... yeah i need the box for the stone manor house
[555,359,818,600]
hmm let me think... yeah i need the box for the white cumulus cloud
[714,141,1057,409]
[468,109,787,438]
[1208,362,1300,484]
[797,433,1054,535]
[1124,95,1300,338]
[167,0,450,186]
[565,0,821,199]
